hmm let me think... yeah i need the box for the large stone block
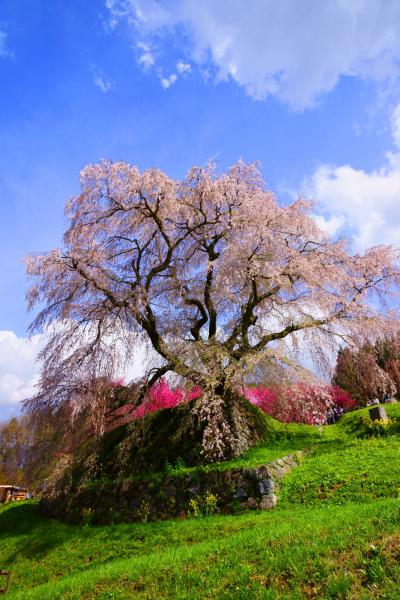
[233,487,248,500]
[242,497,258,510]
[369,406,388,422]
[259,494,277,510]
[257,478,274,495]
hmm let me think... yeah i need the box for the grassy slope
[1,405,400,600]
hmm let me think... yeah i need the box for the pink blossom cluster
[243,383,356,425]
[132,379,194,418]
[105,379,356,430]
[110,377,126,387]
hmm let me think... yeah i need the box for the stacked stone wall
[40,451,304,524]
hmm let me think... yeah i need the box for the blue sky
[1,0,400,419]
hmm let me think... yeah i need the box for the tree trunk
[193,386,268,462]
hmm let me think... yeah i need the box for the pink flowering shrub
[135,381,340,424]
[244,384,333,425]
[130,379,203,419]
[106,379,356,429]
[242,386,278,414]
[186,385,203,401]
[280,384,333,425]
[244,383,355,425]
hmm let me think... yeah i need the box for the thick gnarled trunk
[193,386,267,461]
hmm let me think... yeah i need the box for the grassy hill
[1,404,400,599]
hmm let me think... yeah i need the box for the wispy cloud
[107,3,193,90]
[158,60,191,90]
[0,29,13,59]
[176,61,191,75]
[90,65,114,93]
[105,0,132,30]
[106,0,400,110]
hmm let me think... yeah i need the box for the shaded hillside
[45,397,268,506]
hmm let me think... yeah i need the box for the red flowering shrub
[327,385,357,411]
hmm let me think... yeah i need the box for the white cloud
[0,374,39,407]
[391,103,400,148]
[313,214,347,239]
[0,331,43,419]
[137,41,155,69]
[160,73,177,89]
[305,103,400,250]
[106,0,400,109]
[176,61,191,74]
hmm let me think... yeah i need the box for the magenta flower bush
[133,379,184,418]
[105,378,356,430]
[132,379,203,419]
[243,384,332,425]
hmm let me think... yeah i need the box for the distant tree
[374,332,400,392]
[0,414,64,488]
[332,348,360,403]
[25,160,400,461]
[0,417,31,485]
[333,345,396,405]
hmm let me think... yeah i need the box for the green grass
[154,415,334,476]
[1,405,400,599]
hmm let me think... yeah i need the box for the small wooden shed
[0,485,29,503]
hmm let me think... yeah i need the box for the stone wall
[40,451,304,524]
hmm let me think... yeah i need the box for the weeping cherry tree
[25,160,400,460]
